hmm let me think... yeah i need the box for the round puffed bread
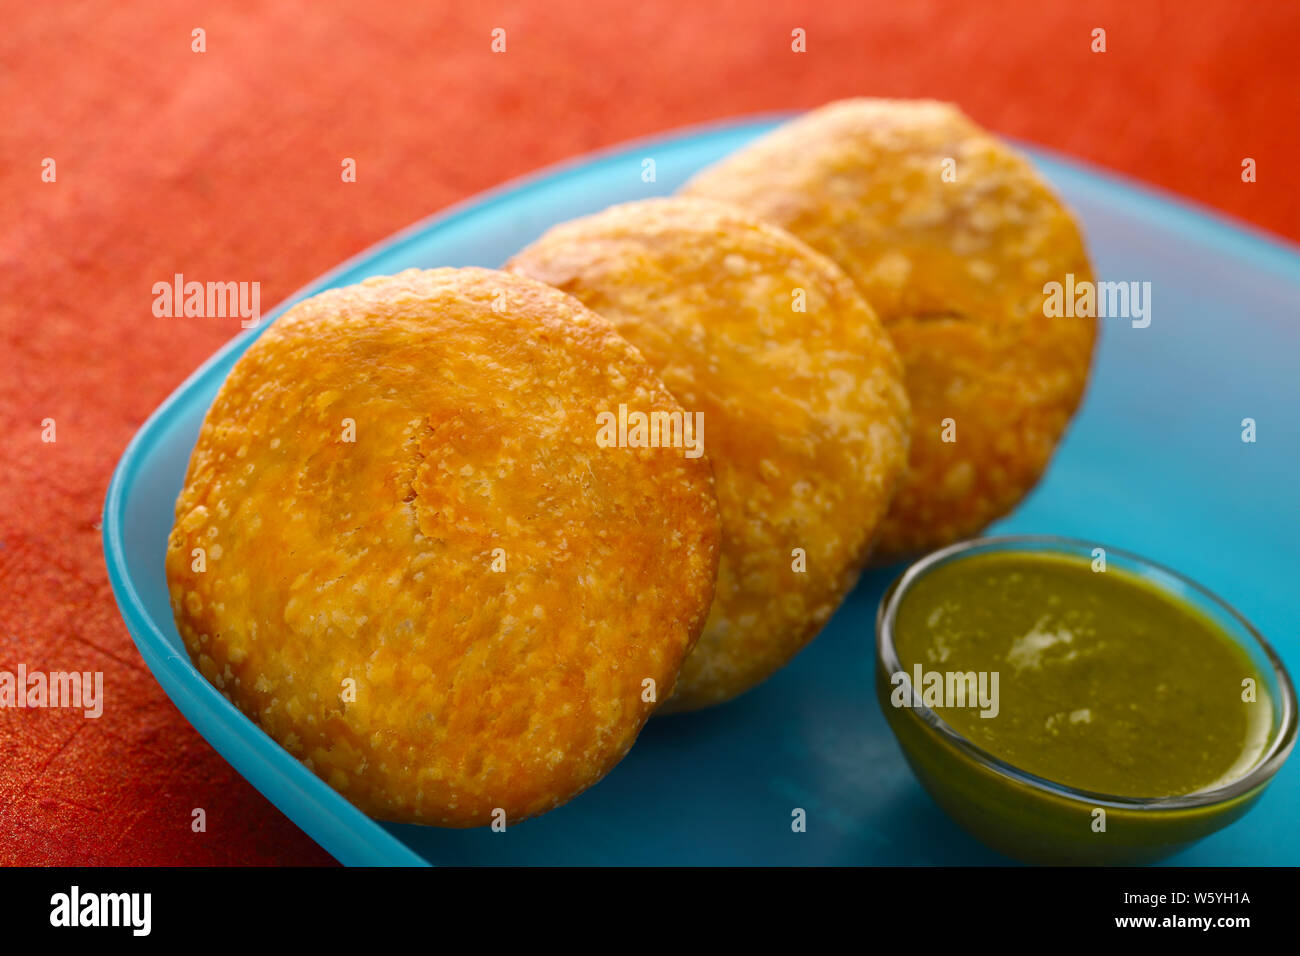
[508,198,910,712]
[683,98,1097,562]
[165,267,721,826]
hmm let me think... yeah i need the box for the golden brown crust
[508,199,910,711]
[165,267,721,825]
[683,99,1097,562]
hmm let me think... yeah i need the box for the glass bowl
[875,535,1297,864]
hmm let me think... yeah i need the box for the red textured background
[2,1,1297,866]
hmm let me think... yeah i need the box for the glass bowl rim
[875,533,1298,811]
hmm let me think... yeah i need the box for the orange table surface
[2,0,1297,865]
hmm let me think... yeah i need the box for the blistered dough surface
[166,267,721,825]
[684,99,1097,561]
[510,199,910,710]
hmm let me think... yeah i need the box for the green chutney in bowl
[875,535,1296,864]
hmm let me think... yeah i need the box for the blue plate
[103,115,1300,866]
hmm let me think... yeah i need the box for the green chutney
[893,551,1272,798]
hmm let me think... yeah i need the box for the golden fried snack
[508,199,910,712]
[683,98,1097,562]
[165,267,721,826]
